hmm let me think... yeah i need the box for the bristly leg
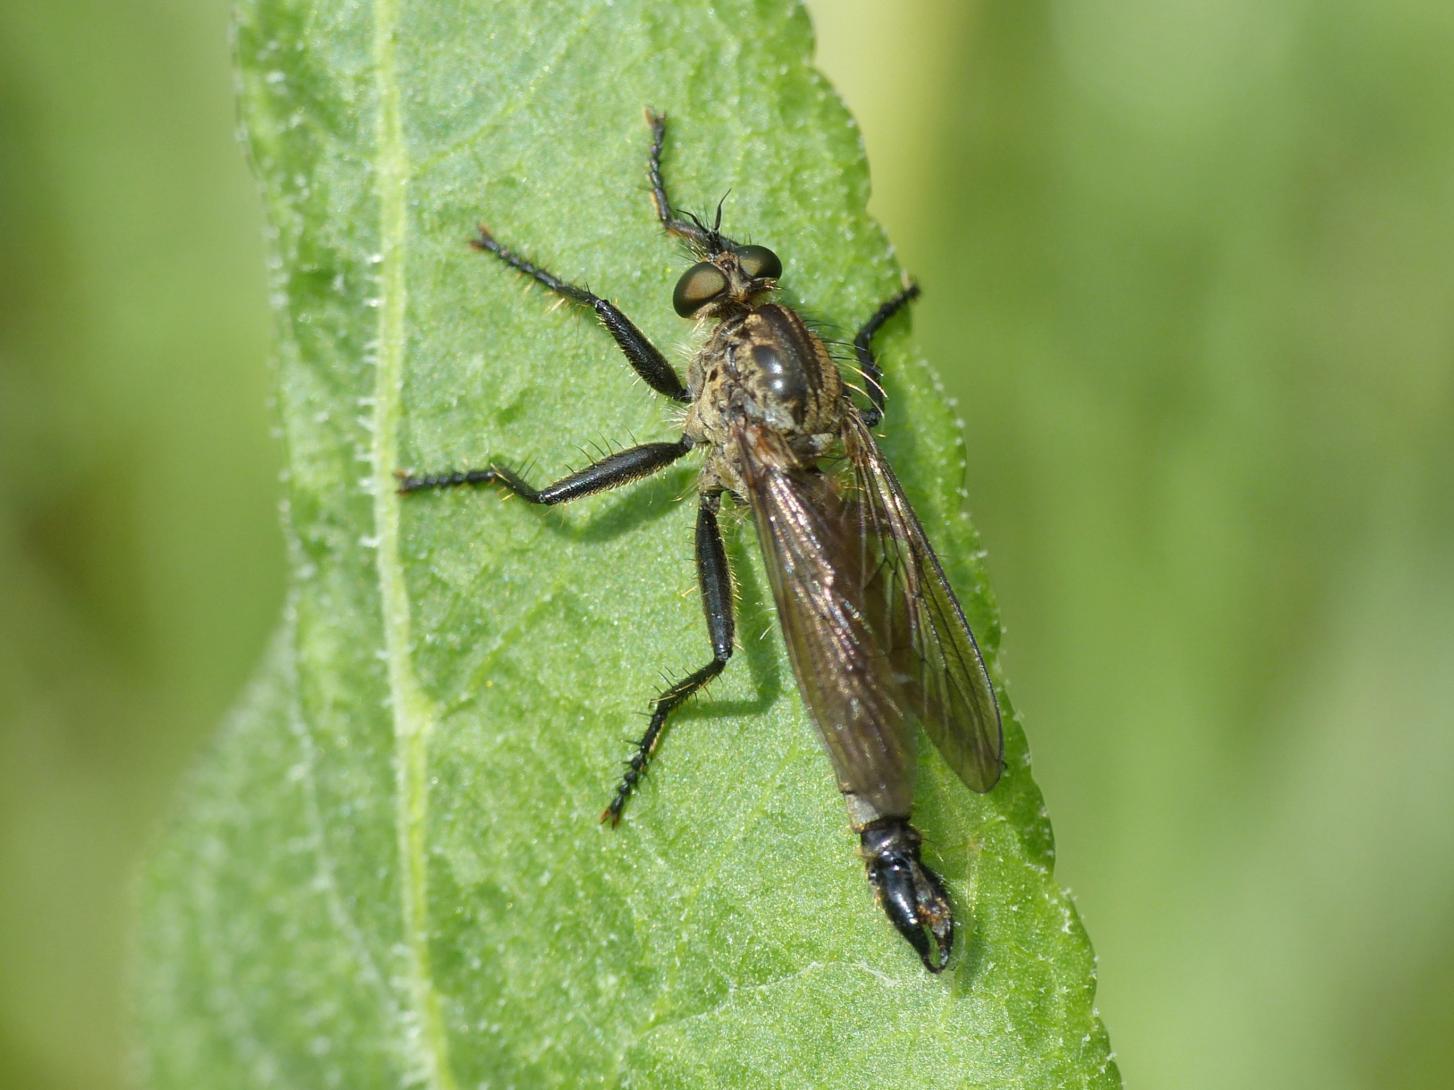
[602,492,735,824]
[646,109,707,249]
[398,440,733,825]
[471,224,689,402]
[853,282,921,427]
[396,436,692,502]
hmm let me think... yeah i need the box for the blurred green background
[3,1,1452,1088]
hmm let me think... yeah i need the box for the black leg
[397,436,692,504]
[602,492,735,824]
[644,109,739,254]
[472,228,689,403]
[644,109,711,249]
[853,282,922,427]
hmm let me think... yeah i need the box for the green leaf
[136,1,1120,1087]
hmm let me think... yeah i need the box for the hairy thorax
[683,302,846,497]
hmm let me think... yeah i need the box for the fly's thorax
[684,302,845,494]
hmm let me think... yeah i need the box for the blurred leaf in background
[2,0,1452,1088]
[821,1,1454,1088]
[0,3,282,1089]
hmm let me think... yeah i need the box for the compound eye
[736,245,782,281]
[673,261,729,317]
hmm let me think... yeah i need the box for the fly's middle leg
[853,282,922,427]
[602,492,735,825]
[396,436,692,502]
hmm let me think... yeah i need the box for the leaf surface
[137,2,1120,1087]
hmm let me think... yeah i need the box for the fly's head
[670,207,782,321]
[671,244,781,319]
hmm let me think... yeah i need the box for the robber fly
[398,111,1003,972]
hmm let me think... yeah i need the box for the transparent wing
[842,412,1004,792]
[736,424,918,822]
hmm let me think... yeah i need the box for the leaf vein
[370,0,458,1086]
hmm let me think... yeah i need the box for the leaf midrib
[367,0,458,1086]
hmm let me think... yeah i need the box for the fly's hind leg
[602,492,735,824]
[853,282,922,427]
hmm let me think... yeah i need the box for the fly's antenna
[682,209,720,254]
[683,199,732,255]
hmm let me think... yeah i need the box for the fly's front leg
[472,227,688,402]
[644,109,713,249]
[397,436,692,503]
[602,492,735,825]
[853,282,921,427]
